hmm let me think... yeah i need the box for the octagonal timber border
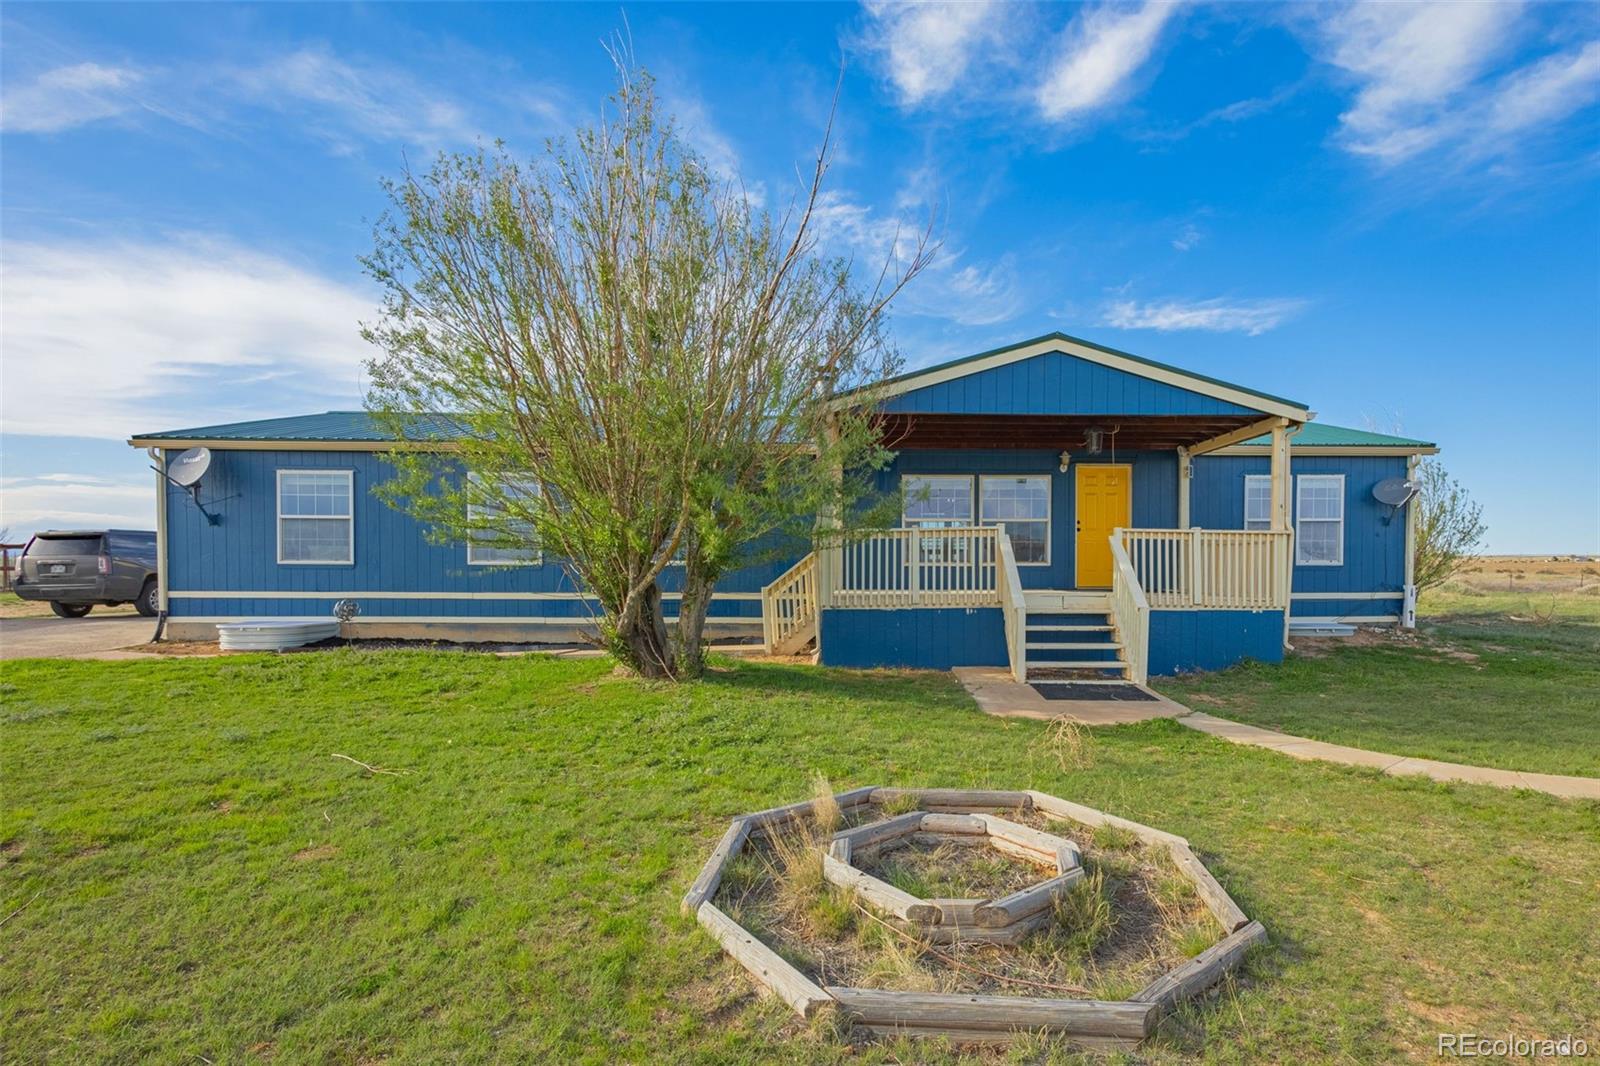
[682,786,1267,1048]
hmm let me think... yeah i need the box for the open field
[1156,576,1600,778]
[3,652,1597,1063]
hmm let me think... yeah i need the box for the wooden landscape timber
[1167,842,1250,932]
[696,902,831,1017]
[690,786,1263,1049]
[1133,920,1268,1012]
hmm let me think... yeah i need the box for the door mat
[1030,683,1160,702]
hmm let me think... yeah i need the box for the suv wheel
[135,579,160,617]
[50,602,93,619]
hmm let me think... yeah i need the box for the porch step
[1029,662,1131,676]
[1025,624,1113,633]
[1026,642,1123,651]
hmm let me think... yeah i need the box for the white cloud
[1036,2,1181,122]
[1102,296,1307,336]
[1313,2,1599,167]
[1171,223,1203,252]
[0,237,374,438]
[861,0,1009,105]
[0,476,153,536]
[0,62,146,133]
[810,189,1024,328]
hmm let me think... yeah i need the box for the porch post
[1176,447,1191,529]
[1269,424,1291,531]
[1402,453,1419,628]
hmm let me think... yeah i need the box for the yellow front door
[1075,465,1131,588]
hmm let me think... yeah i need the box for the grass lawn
[1154,593,1600,778]
[4,651,1598,1063]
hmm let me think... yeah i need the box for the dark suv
[14,530,159,618]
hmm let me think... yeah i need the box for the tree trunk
[673,562,715,679]
[612,581,675,679]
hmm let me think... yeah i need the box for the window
[467,474,540,566]
[277,470,354,564]
[980,475,1050,564]
[901,475,973,527]
[1295,474,1345,566]
[1243,475,1272,531]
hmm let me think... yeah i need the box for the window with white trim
[467,474,541,566]
[902,475,973,528]
[277,470,354,564]
[1295,474,1345,566]
[980,475,1050,564]
[1243,475,1272,531]
[903,475,973,564]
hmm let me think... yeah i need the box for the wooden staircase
[1021,591,1133,681]
[761,553,819,655]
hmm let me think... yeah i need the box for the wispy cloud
[1036,2,1182,123]
[810,190,1025,328]
[860,0,1010,106]
[1,236,374,438]
[0,62,147,133]
[1312,2,1599,167]
[0,474,153,535]
[1102,296,1307,336]
[1171,223,1203,252]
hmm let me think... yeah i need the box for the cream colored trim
[978,473,1052,566]
[844,337,1312,421]
[151,449,169,613]
[1176,447,1191,529]
[276,469,355,566]
[1403,454,1420,629]
[1289,591,1403,600]
[1208,445,1439,457]
[1293,614,1400,624]
[128,438,458,452]
[167,589,762,601]
[1188,417,1290,457]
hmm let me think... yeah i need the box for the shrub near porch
[3,652,1597,1063]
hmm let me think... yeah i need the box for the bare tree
[1413,459,1487,594]
[362,63,928,678]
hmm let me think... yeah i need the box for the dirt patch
[291,844,339,862]
[716,805,1219,1004]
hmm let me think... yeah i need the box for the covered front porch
[759,333,1312,681]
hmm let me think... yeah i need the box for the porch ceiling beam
[1186,417,1292,457]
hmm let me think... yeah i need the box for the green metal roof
[1244,423,1435,449]
[843,330,1310,412]
[131,411,464,443]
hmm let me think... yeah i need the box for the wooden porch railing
[996,533,1027,683]
[760,553,819,654]
[818,527,1000,609]
[1119,528,1293,610]
[1108,534,1151,685]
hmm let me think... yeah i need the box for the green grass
[3,651,1599,1063]
[1155,601,1600,778]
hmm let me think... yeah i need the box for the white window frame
[1243,474,1272,532]
[900,474,975,528]
[466,473,542,567]
[276,469,355,566]
[1295,474,1345,567]
[978,474,1051,566]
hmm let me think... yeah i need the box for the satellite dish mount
[1371,477,1418,525]
[153,447,221,525]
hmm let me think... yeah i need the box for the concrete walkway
[1178,712,1600,801]
[951,666,1600,801]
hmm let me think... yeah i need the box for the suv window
[27,536,104,558]
[107,532,157,559]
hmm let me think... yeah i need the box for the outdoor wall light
[1058,450,1071,472]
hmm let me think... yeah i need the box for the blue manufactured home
[129,333,1435,682]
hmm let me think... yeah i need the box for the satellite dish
[1372,477,1418,508]
[169,447,212,488]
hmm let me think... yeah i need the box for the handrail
[1119,528,1292,610]
[818,527,1000,609]
[1109,531,1151,685]
[996,532,1027,683]
[760,552,819,653]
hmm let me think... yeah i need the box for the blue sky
[2,1,1597,552]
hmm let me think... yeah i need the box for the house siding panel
[817,607,1007,669]
[881,352,1258,416]
[160,448,790,623]
[1190,453,1409,621]
[1146,610,1285,675]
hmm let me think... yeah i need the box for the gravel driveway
[1,616,156,660]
